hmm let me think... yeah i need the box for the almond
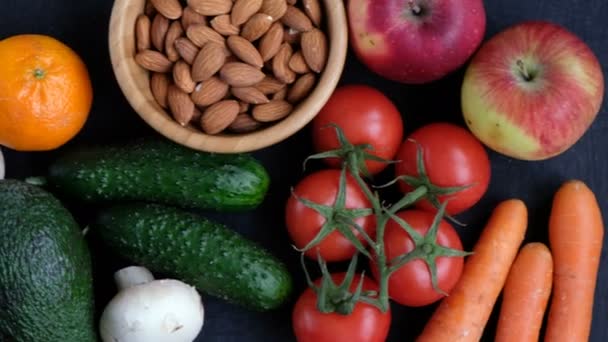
[302,0,321,27]
[259,22,283,62]
[151,13,170,51]
[220,62,266,87]
[231,87,270,104]
[150,0,183,20]
[187,24,226,47]
[168,85,196,126]
[174,37,200,64]
[255,76,286,94]
[201,100,240,134]
[188,0,232,16]
[182,6,208,30]
[135,50,174,72]
[165,21,184,62]
[229,113,262,133]
[227,35,263,68]
[287,73,315,103]
[273,43,296,84]
[283,27,301,44]
[272,87,287,100]
[135,15,151,52]
[238,101,250,113]
[241,13,273,41]
[173,60,196,93]
[191,76,229,106]
[288,51,310,74]
[150,72,170,108]
[211,14,240,36]
[281,5,313,32]
[301,28,327,73]
[261,0,287,21]
[192,42,227,81]
[252,100,293,122]
[231,0,263,26]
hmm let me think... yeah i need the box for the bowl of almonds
[109,0,347,153]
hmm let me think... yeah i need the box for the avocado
[0,180,96,341]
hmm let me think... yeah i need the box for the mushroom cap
[99,279,204,342]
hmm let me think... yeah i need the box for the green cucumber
[34,139,270,211]
[94,202,293,311]
[0,180,96,341]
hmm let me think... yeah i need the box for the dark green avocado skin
[46,139,270,211]
[0,180,96,342]
[95,202,293,311]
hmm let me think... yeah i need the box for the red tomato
[293,272,391,342]
[395,122,491,215]
[285,169,374,262]
[312,85,404,175]
[371,210,464,307]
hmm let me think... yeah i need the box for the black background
[2,0,608,341]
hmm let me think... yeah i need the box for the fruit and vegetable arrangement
[0,0,606,342]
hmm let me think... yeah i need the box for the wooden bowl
[108,0,348,154]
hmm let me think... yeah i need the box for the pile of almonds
[134,0,328,135]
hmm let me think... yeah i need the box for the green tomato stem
[375,215,390,311]
[389,186,429,215]
[350,170,428,312]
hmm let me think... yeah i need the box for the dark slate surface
[2,0,607,341]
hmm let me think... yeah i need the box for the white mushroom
[99,266,204,342]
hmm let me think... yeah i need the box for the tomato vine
[295,125,471,314]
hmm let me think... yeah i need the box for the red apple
[347,0,486,84]
[461,21,605,161]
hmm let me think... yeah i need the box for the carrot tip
[562,179,587,189]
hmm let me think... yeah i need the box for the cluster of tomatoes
[284,85,492,341]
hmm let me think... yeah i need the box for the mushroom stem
[114,266,155,290]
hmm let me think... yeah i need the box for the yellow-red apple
[462,21,604,161]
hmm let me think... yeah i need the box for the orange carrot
[495,242,553,342]
[544,180,603,342]
[416,199,528,342]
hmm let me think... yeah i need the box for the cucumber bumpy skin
[43,139,270,211]
[94,203,293,311]
[0,180,96,342]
